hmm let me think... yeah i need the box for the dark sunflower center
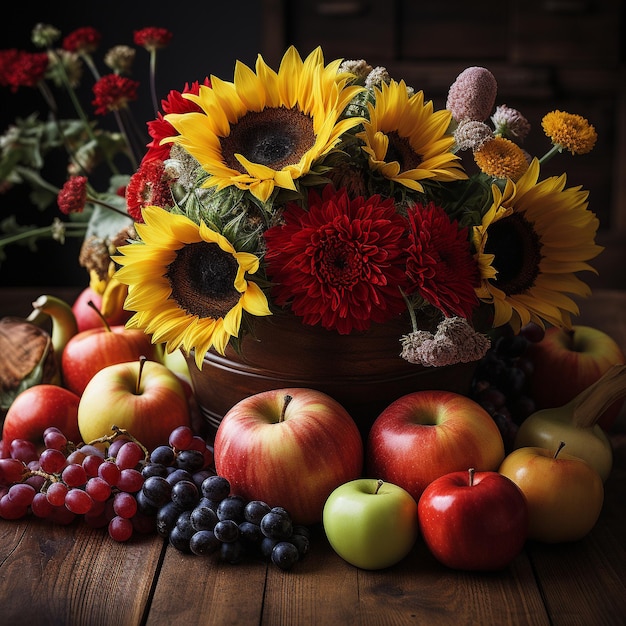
[385,131,422,170]
[485,213,542,296]
[220,107,315,172]
[167,241,241,319]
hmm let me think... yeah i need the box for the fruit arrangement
[0,290,624,574]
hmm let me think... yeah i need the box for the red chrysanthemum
[58,176,88,215]
[143,79,211,162]
[133,27,173,51]
[405,201,479,319]
[0,49,48,92]
[62,27,102,54]
[264,185,410,334]
[92,74,139,115]
[125,160,173,222]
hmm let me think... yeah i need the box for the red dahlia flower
[133,27,173,51]
[405,201,479,319]
[264,185,410,334]
[58,176,88,215]
[62,27,102,54]
[0,50,48,91]
[92,74,139,115]
[125,160,173,222]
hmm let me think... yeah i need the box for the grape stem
[86,425,150,462]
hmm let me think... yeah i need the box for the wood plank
[0,517,164,626]
[146,545,268,625]
[356,540,549,626]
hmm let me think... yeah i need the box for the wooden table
[1,287,625,626]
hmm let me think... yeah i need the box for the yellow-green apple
[528,325,625,431]
[418,468,528,570]
[62,322,160,396]
[323,478,419,570]
[77,358,191,451]
[498,442,604,543]
[366,391,505,501]
[1,385,81,455]
[213,388,363,525]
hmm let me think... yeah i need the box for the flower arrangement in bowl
[0,25,603,437]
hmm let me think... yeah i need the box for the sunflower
[356,79,467,192]
[161,46,365,203]
[113,205,271,369]
[472,159,603,331]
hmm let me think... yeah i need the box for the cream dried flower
[400,317,491,367]
[339,59,373,82]
[454,120,494,151]
[105,45,136,75]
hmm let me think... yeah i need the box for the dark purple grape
[149,445,176,466]
[141,463,169,479]
[176,449,205,473]
[201,475,230,501]
[244,500,271,524]
[156,501,180,537]
[260,510,293,540]
[189,530,221,556]
[166,468,194,486]
[217,495,246,522]
[239,520,264,549]
[290,533,310,557]
[214,519,240,543]
[171,480,199,510]
[142,475,172,507]
[271,542,299,570]
[190,505,218,531]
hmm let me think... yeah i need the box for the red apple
[418,468,528,570]
[213,388,363,525]
[77,358,191,451]
[528,325,625,431]
[1,385,81,456]
[72,286,131,333]
[499,442,604,543]
[367,390,505,502]
[62,324,160,396]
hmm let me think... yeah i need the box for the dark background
[2,1,624,289]
[0,2,262,287]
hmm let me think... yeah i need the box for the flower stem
[539,143,562,165]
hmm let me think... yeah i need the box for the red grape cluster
[470,323,545,452]
[0,425,214,542]
[0,425,310,570]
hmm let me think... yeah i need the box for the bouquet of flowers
[0,25,602,372]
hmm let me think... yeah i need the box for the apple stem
[468,468,475,487]
[374,479,384,494]
[87,299,112,332]
[136,355,147,395]
[554,441,566,459]
[279,394,293,423]
[570,364,626,428]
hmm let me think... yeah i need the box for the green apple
[322,478,419,570]
[77,357,191,451]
